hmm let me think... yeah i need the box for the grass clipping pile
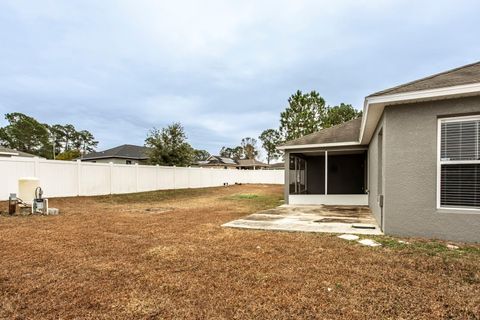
[0,184,479,319]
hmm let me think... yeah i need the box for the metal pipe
[8,194,17,215]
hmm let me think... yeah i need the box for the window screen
[440,116,480,209]
[441,120,479,161]
[441,164,480,208]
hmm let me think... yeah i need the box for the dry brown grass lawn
[0,184,479,319]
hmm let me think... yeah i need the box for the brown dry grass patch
[0,184,479,319]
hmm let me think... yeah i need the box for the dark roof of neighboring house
[237,159,268,167]
[0,147,39,158]
[81,144,150,160]
[368,61,480,97]
[280,117,362,147]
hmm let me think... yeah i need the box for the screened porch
[287,149,368,205]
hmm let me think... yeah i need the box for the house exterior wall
[382,96,480,242]
[367,114,385,228]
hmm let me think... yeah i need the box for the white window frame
[437,114,480,211]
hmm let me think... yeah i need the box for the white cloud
[0,0,479,154]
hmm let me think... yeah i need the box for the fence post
[76,160,81,196]
[109,162,113,195]
[155,164,159,190]
[210,168,214,187]
[33,157,40,177]
[135,163,139,192]
[173,165,176,190]
[187,166,191,189]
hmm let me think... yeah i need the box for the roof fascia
[277,141,361,150]
[359,82,480,144]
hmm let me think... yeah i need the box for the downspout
[284,151,289,204]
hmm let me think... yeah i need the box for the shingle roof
[200,156,268,167]
[206,156,237,165]
[0,147,39,158]
[81,144,150,160]
[280,117,362,147]
[237,159,268,167]
[368,61,480,97]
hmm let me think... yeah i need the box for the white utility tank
[18,177,40,205]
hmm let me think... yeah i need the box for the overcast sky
[0,1,479,158]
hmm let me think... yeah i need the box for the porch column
[325,150,328,195]
[284,151,290,204]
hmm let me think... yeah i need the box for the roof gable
[204,155,238,165]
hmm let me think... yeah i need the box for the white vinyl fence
[0,157,284,200]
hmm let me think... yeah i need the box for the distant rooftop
[81,144,150,160]
[0,147,40,158]
[199,155,268,167]
[237,159,268,167]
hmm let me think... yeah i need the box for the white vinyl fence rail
[0,157,284,200]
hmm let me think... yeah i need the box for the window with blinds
[439,116,480,209]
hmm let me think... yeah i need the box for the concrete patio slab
[223,204,383,235]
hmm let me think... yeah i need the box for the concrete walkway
[223,204,383,235]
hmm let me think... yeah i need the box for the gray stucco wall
[382,96,480,242]
[368,115,385,229]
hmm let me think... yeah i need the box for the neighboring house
[268,162,285,170]
[237,159,270,170]
[278,62,480,242]
[0,147,43,159]
[80,144,150,165]
[196,155,269,170]
[196,156,238,169]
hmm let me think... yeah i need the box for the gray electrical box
[378,194,384,208]
[32,198,48,214]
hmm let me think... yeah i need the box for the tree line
[144,123,211,167]
[163,90,361,166]
[1,90,361,165]
[222,90,362,164]
[0,112,98,160]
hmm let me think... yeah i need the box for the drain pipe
[378,194,384,232]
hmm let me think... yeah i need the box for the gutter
[277,141,361,151]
